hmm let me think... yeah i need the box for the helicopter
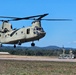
[0,13,71,48]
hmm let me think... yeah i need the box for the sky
[0,0,76,48]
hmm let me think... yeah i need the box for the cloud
[68,41,76,44]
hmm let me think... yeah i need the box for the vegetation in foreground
[0,60,76,75]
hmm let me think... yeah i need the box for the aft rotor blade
[0,16,18,18]
[0,19,14,22]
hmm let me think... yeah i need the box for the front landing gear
[0,43,2,47]
[18,41,21,45]
[31,42,35,47]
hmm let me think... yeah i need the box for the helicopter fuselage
[0,25,46,45]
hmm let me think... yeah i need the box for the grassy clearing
[0,60,76,75]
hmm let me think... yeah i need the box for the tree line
[0,47,76,56]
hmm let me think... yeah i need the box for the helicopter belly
[24,32,46,42]
[3,35,26,44]
[2,33,45,44]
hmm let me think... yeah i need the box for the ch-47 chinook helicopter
[0,13,71,48]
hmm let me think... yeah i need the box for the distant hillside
[0,45,76,56]
[0,45,74,50]
[43,46,60,50]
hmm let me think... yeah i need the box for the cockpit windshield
[34,26,44,32]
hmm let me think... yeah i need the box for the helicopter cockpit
[34,26,44,32]
[33,26,46,37]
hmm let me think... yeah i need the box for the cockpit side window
[11,25,12,29]
[0,34,1,37]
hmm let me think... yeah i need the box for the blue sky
[0,0,76,48]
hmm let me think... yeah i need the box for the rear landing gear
[31,42,35,47]
[14,44,16,48]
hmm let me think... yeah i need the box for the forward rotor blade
[0,13,72,22]
[37,14,48,20]
[41,19,72,21]
[0,13,49,21]
[13,13,49,21]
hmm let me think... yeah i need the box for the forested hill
[0,46,76,56]
[0,45,75,50]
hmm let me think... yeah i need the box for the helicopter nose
[39,32,46,37]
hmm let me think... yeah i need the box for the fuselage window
[27,28,30,34]
[21,31,23,34]
[5,35,7,37]
[11,25,12,29]
[16,33,17,35]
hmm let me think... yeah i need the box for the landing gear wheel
[0,44,2,47]
[14,44,16,48]
[31,43,35,47]
[18,41,21,45]
[19,43,21,45]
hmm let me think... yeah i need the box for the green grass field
[0,60,76,75]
